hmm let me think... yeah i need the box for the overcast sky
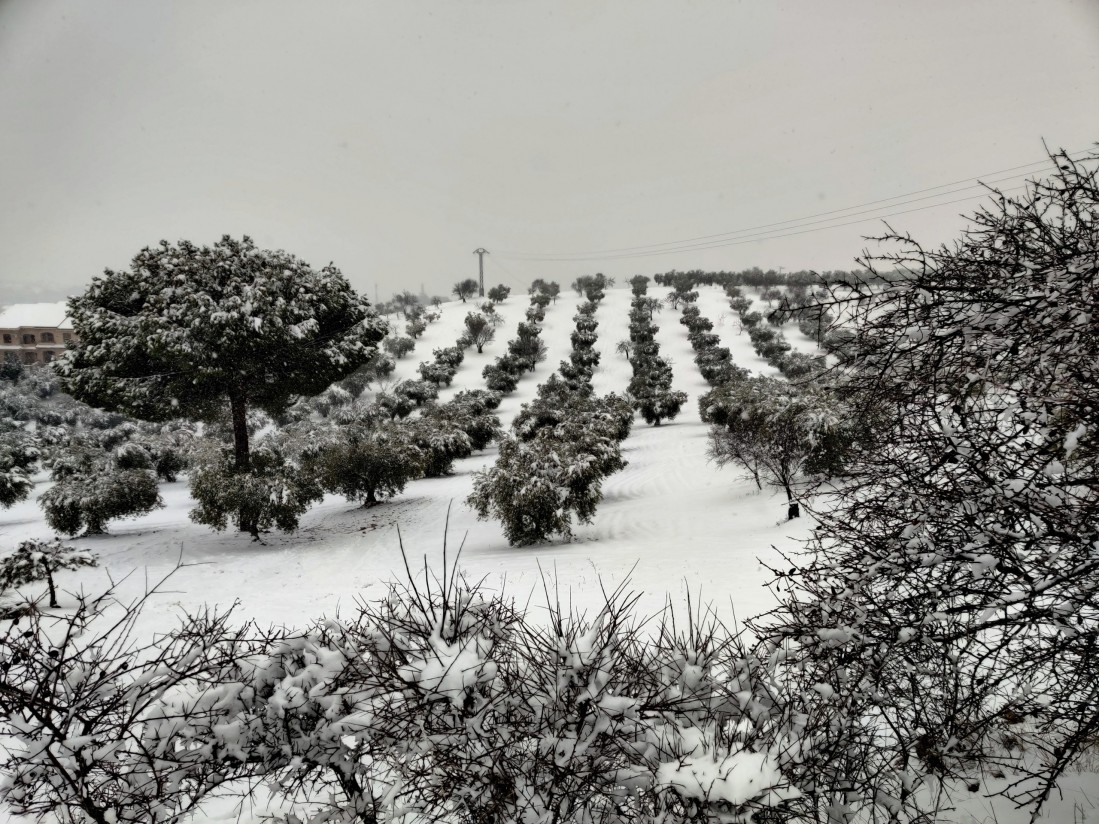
[1,0,1096,303]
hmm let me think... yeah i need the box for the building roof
[0,302,72,329]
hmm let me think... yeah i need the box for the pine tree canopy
[58,235,387,471]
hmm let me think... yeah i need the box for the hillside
[2,281,1096,824]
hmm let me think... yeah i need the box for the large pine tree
[58,235,386,531]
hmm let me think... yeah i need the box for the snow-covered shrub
[432,345,465,369]
[0,538,97,609]
[0,427,38,508]
[427,397,503,452]
[417,360,456,387]
[383,335,415,359]
[408,416,474,477]
[188,438,322,539]
[569,346,600,371]
[487,283,511,302]
[405,318,427,339]
[749,150,1099,821]
[482,363,520,393]
[302,418,424,506]
[393,378,438,407]
[372,390,416,420]
[39,441,162,535]
[469,391,628,546]
[0,549,805,824]
[450,388,502,413]
[0,579,271,823]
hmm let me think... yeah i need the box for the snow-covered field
[2,284,1096,823]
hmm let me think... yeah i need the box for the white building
[0,302,75,365]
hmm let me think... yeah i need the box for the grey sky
[1,0,1097,303]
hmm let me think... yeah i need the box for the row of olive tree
[621,282,687,426]
[470,285,633,545]
[481,286,552,393]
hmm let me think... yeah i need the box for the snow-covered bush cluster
[298,389,502,507]
[0,561,803,824]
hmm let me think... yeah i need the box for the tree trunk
[783,481,800,520]
[229,390,251,471]
[46,568,58,609]
[365,487,378,506]
[229,389,259,536]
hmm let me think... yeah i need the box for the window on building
[2,334,10,344]
[22,334,35,345]
[63,333,72,343]
[22,352,37,364]
[42,351,54,363]
[41,332,54,343]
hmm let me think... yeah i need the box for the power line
[495,146,1092,261]
[486,255,531,291]
[494,183,1031,262]
[499,170,1031,260]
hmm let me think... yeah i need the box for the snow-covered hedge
[0,562,801,824]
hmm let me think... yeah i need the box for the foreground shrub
[0,556,801,824]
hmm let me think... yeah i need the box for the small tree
[634,388,688,427]
[705,377,850,519]
[188,437,322,540]
[0,539,98,609]
[508,337,547,371]
[384,335,416,359]
[406,318,428,339]
[464,312,496,353]
[0,428,38,508]
[487,284,511,302]
[468,425,624,546]
[304,419,424,506]
[39,442,163,536]
[452,278,479,302]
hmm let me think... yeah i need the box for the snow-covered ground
[2,284,1096,823]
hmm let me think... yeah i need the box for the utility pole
[473,248,488,297]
